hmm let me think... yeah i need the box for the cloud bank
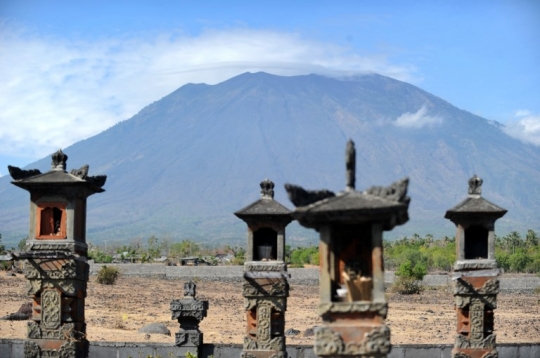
[0,25,418,164]
[504,110,540,146]
[394,105,443,128]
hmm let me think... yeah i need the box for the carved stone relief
[244,297,285,312]
[42,289,62,330]
[318,302,388,319]
[453,261,497,271]
[469,297,485,343]
[454,278,499,296]
[24,340,40,358]
[243,336,285,351]
[257,304,272,343]
[455,295,497,309]
[244,263,286,272]
[175,331,201,347]
[243,280,288,297]
[314,325,391,356]
[27,279,83,296]
[24,259,87,281]
[455,334,496,349]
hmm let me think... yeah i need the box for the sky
[0,0,539,176]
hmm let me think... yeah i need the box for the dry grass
[1,274,539,344]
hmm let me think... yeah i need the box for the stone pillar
[8,150,106,358]
[445,175,507,358]
[235,179,293,358]
[170,281,208,357]
[285,140,410,358]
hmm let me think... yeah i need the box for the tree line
[3,230,539,275]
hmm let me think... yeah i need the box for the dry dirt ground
[1,274,539,345]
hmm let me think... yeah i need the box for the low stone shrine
[235,179,293,358]
[285,140,410,358]
[170,281,208,356]
[445,175,507,358]
[8,149,107,358]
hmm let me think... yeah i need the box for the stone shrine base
[1,340,540,358]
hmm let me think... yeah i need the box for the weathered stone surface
[446,176,505,358]
[286,141,403,358]
[171,282,208,348]
[314,325,391,357]
[9,150,106,358]
[138,323,171,336]
[318,301,388,319]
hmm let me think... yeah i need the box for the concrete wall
[2,340,540,358]
[89,262,540,290]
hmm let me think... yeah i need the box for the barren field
[1,274,539,345]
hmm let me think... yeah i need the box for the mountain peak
[0,72,538,245]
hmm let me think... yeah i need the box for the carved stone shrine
[8,149,107,358]
[285,140,410,358]
[235,179,293,358]
[170,281,208,356]
[445,175,507,358]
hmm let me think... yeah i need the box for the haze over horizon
[1,1,539,176]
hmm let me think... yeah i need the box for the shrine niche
[285,140,410,358]
[445,175,506,358]
[235,179,292,358]
[9,149,106,358]
[36,202,67,239]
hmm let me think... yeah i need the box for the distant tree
[147,235,161,259]
[0,233,5,254]
[231,247,246,265]
[495,250,511,272]
[18,237,28,252]
[504,231,522,254]
[88,246,113,263]
[508,249,531,273]
[290,246,319,267]
[525,230,539,248]
[170,240,200,258]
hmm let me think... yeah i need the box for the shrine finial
[468,175,483,196]
[184,280,196,298]
[51,149,68,171]
[346,140,356,191]
[260,179,275,199]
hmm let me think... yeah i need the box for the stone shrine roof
[8,149,106,194]
[234,179,292,222]
[445,175,506,221]
[235,197,291,216]
[290,182,409,230]
[285,140,410,231]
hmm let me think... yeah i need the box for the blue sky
[0,0,539,176]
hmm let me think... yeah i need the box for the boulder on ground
[138,323,171,336]
[0,302,32,320]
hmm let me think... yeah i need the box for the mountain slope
[1,72,539,246]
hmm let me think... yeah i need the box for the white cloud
[504,110,540,146]
[514,109,531,117]
[0,25,419,162]
[394,105,443,128]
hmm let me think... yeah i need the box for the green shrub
[495,251,511,271]
[96,265,119,285]
[508,250,531,272]
[396,259,427,281]
[391,276,424,294]
[1,260,12,271]
[526,252,540,274]
[88,249,113,263]
[392,259,426,294]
